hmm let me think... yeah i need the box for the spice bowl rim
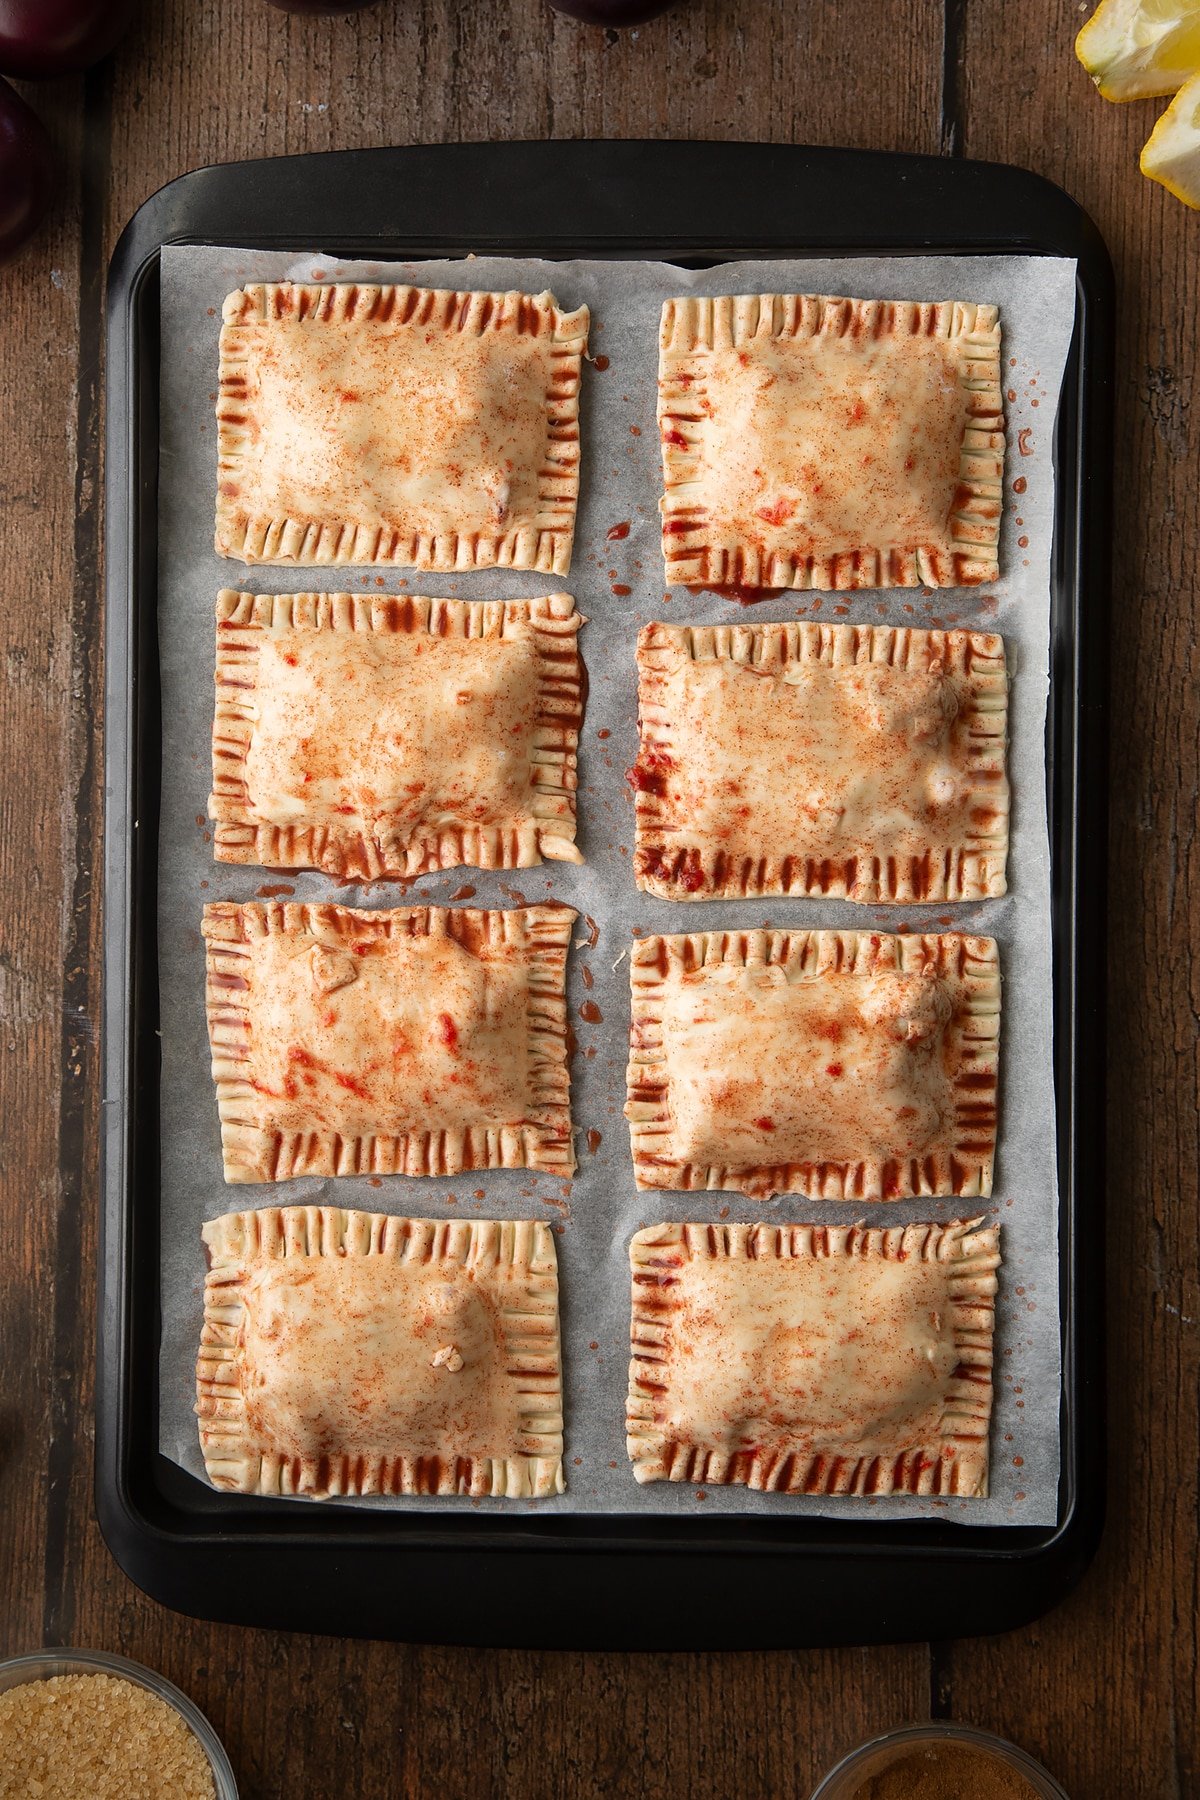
[0,1646,238,1798]
[809,1719,1069,1799]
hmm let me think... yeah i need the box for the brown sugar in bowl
[810,1723,1069,1800]
[0,1648,237,1800]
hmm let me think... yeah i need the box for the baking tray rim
[98,140,1110,1643]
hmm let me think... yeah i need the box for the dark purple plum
[0,0,137,78]
[0,77,52,260]
[549,0,677,21]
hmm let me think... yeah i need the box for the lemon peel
[1140,69,1200,204]
[1076,0,1200,101]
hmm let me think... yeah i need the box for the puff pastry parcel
[626,929,1000,1199]
[197,1208,563,1499]
[659,294,1004,591]
[630,620,1009,903]
[210,590,585,879]
[216,283,588,572]
[204,901,575,1183]
[627,1218,999,1497]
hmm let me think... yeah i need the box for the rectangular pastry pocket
[216,282,588,572]
[630,620,1008,904]
[210,590,585,879]
[197,1208,563,1499]
[204,901,575,1183]
[626,929,1000,1200]
[627,1217,1000,1497]
[658,293,1004,591]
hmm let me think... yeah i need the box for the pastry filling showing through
[665,963,951,1166]
[240,322,549,538]
[236,928,530,1136]
[630,622,1008,902]
[237,1257,515,1463]
[705,335,964,552]
[247,630,534,831]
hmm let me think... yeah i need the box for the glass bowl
[0,1647,238,1799]
[810,1721,1069,1799]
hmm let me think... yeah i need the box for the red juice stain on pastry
[626,749,674,798]
[579,1000,603,1024]
[287,1045,371,1101]
[606,520,630,541]
[448,883,476,901]
[586,1129,603,1155]
[436,1013,458,1051]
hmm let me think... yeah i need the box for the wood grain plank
[3,3,1019,1796]
[103,0,943,241]
[940,7,1200,1798]
[0,73,86,1657]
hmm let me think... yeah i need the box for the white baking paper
[157,246,1076,1525]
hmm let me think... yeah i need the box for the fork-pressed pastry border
[209,589,586,879]
[658,293,1004,591]
[197,1207,564,1499]
[216,282,588,571]
[203,900,576,1183]
[625,927,1001,1200]
[631,618,1009,903]
[627,1216,1000,1496]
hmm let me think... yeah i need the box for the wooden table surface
[0,2,1195,1795]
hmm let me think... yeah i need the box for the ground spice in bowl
[849,1742,1044,1800]
[0,1671,217,1799]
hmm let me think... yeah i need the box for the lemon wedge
[1141,69,1200,203]
[1076,0,1200,100]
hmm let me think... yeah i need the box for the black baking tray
[100,141,1111,1649]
